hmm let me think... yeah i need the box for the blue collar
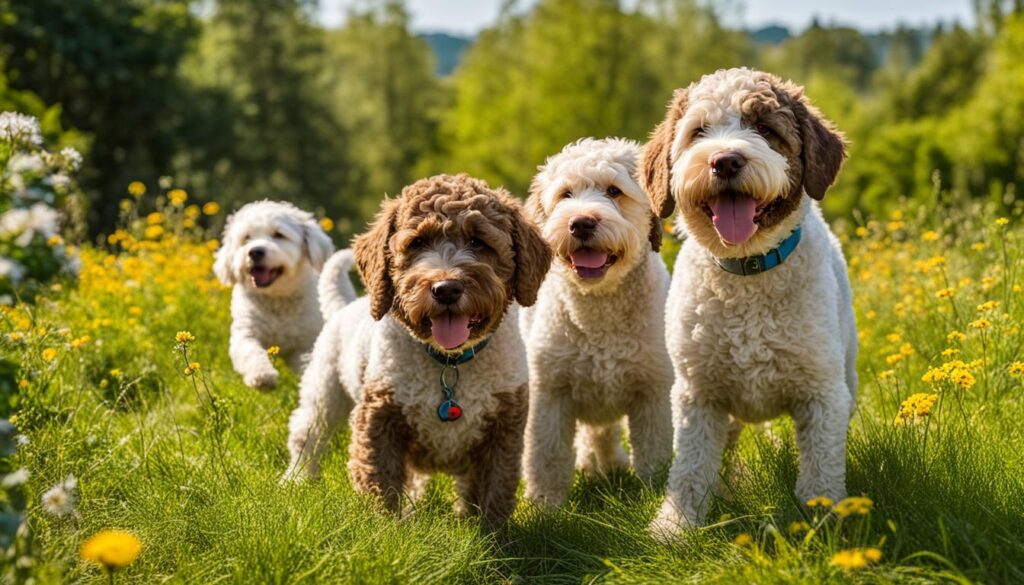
[714,226,802,276]
[424,337,490,366]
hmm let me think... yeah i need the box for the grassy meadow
[4,189,1024,584]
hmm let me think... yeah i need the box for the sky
[318,0,976,34]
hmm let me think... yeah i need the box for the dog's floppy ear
[354,199,399,320]
[641,88,688,219]
[789,85,847,201]
[510,203,552,307]
[647,214,664,253]
[213,213,237,285]
[303,216,335,272]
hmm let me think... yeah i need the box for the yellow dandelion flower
[968,318,991,330]
[941,348,959,357]
[947,331,966,344]
[899,343,914,356]
[959,277,973,287]
[70,336,91,349]
[886,332,902,344]
[921,368,946,384]
[127,181,146,197]
[128,306,143,316]
[41,348,58,362]
[144,225,164,240]
[146,212,164,225]
[267,346,281,357]
[168,189,188,206]
[18,379,29,389]
[1009,362,1024,377]
[182,218,195,229]
[319,217,335,232]
[996,217,1010,227]
[877,370,896,382]
[936,287,955,299]
[977,300,999,312]
[788,521,811,535]
[832,548,882,570]
[110,368,123,379]
[47,234,64,246]
[175,331,195,344]
[81,530,141,571]
[855,226,869,238]
[733,533,753,547]
[1014,284,1022,294]
[184,205,200,219]
[202,202,221,215]
[184,362,201,375]
[972,242,987,252]
[885,353,905,366]
[950,368,975,389]
[922,230,940,242]
[206,239,219,251]
[806,496,833,508]
[833,496,874,517]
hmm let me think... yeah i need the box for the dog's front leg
[523,387,577,507]
[650,391,731,541]
[230,329,278,389]
[627,379,673,481]
[792,390,852,504]
[457,388,528,529]
[347,384,409,512]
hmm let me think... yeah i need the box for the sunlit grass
[4,192,1024,583]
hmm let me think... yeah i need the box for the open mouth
[568,247,618,280]
[250,266,283,288]
[429,311,483,350]
[701,189,776,245]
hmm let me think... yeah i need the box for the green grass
[4,196,1024,583]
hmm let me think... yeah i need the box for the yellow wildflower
[947,331,966,344]
[788,521,810,535]
[70,336,91,349]
[175,331,196,344]
[977,300,999,312]
[267,346,281,357]
[833,496,873,517]
[128,306,143,316]
[899,343,914,356]
[959,277,973,287]
[885,353,905,366]
[968,318,991,330]
[202,202,220,215]
[886,220,904,232]
[127,181,146,197]
[941,348,959,357]
[81,530,141,570]
[855,226,869,238]
[47,234,64,246]
[319,217,335,232]
[18,379,29,389]
[922,230,939,242]
[144,225,164,240]
[806,496,833,508]
[877,370,896,382]
[936,287,955,299]
[921,368,946,384]
[168,189,188,206]
[110,369,124,379]
[1014,284,1022,294]
[184,205,200,219]
[184,362,201,375]
[865,310,877,320]
[831,548,882,571]
[950,368,975,389]
[972,242,987,252]
[1009,362,1024,377]
[996,217,1010,227]
[886,332,902,344]
[733,533,753,547]
[42,348,58,362]
[894,393,938,426]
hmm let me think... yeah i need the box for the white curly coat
[521,139,673,506]
[213,201,334,389]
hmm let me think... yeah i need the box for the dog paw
[649,500,695,544]
[244,368,279,390]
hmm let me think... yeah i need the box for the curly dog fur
[520,138,673,507]
[283,174,551,528]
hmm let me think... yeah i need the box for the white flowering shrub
[0,112,82,303]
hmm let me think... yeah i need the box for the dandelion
[733,533,753,547]
[184,362,200,376]
[855,226,869,238]
[127,306,143,316]
[267,346,280,357]
[921,368,946,384]
[70,335,91,349]
[806,496,833,508]
[885,353,905,366]
[941,348,959,357]
[47,234,64,246]
[127,181,146,198]
[895,393,938,426]
[947,331,966,344]
[110,368,123,379]
[168,189,188,206]
[833,496,873,517]
[972,242,987,252]
[977,300,1000,312]
[831,548,882,571]
[995,217,1010,227]
[202,202,220,215]
[42,348,58,362]
[788,521,810,535]
[144,225,164,240]
[968,318,991,331]
[922,230,939,242]
[41,474,77,517]
[184,205,200,220]
[175,331,195,344]
[146,212,164,225]
[81,530,141,572]
[950,368,975,389]
[936,287,955,299]
[319,217,335,232]
[886,332,902,343]
[1009,362,1024,377]
[877,370,896,382]
[18,379,29,389]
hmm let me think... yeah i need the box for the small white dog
[521,138,673,507]
[640,68,858,538]
[214,200,334,389]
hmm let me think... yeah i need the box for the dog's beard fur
[393,242,510,353]
[542,191,648,293]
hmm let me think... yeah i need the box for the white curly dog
[214,200,335,389]
[640,68,858,539]
[521,138,673,507]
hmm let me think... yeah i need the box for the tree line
[2,0,1022,240]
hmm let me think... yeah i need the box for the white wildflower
[0,203,59,246]
[158,175,174,189]
[8,153,44,174]
[40,474,77,517]
[0,112,43,147]
[59,146,83,171]
[15,434,29,446]
[45,173,71,190]
[1,468,29,488]
[0,257,25,285]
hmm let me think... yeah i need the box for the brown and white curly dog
[283,174,551,528]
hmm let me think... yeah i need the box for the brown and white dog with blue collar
[640,68,859,540]
[283,174,551,529]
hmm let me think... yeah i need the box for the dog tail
[318,248,357,320]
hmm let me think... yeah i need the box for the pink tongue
[570,248,608,269]
[251,267,275,287]
[709,193,759,244]
[431,312,472,349]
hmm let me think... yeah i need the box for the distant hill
[750,25,792,44]
[419,32,473,76]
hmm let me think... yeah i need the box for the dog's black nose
[710,152,747,179]
[248,247,266,261]
[568,216,599,240]
[431,280,464,305]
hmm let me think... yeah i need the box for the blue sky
[319,0,975,33]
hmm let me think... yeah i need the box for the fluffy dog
[640,68,858,538]
[520,138,673,507]
[284,174,551,528]
[214,201,334,389]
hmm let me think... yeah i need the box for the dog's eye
[755,123,775,138]
[242,235,250,243]
[409,237,425,249]
[691,127,706,139]
[468,237,486,250]
[606,185,622,197]
[561,191,572,199]
[272,231,284,239]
